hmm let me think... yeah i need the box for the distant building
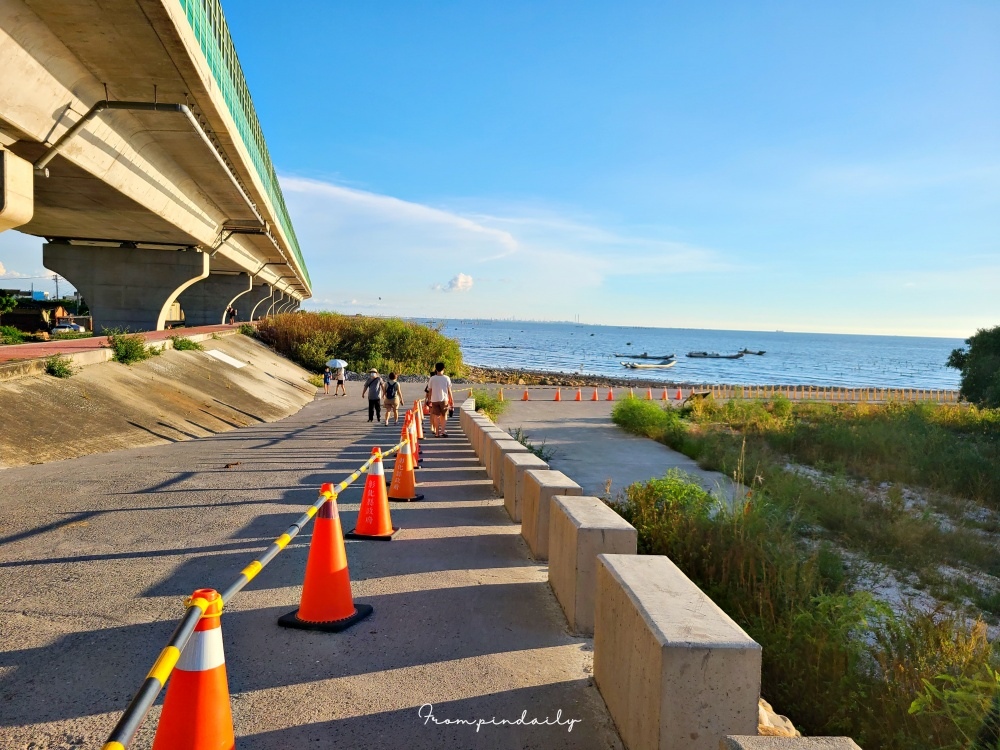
[0,299,70,333]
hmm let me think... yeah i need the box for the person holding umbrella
[326,358,348,397]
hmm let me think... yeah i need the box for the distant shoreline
[458,365,960,392]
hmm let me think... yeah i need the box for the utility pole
[52,274,59,300]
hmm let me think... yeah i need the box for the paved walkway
[0,394,621,749]
[0,323,239,363]
[493,392,740,501]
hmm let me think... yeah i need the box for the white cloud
[432,273,473,293]
[277,174,733,320]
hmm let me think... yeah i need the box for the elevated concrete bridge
[0,0,309,330]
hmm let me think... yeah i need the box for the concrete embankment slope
[0,334,316,468]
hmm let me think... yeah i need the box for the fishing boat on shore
[686,351,744,359]
[621,360,676,369]
[613,352,675,360]
[739,349,766,356]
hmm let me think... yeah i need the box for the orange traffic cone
[606,388,614,401]
[388,439,424,502]
[498,388,504,402]
[645,387,653,400]
[574,388,582,401]
[661,388,669,400]
[628,388,635,399]
[278,495,374,631]
[554,388,562,401]
[406,414,422,465]
[591,388,599,401]
[675,388,682,400]
[152,589,235,750]
[345,448,398,540]
[413,401,425,439]
[522,389,530,401]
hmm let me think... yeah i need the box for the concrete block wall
[502,452,549,523]
[490,439,530,493]
[548,496,637,635]
[521,472,582,560]
[595,554,761,750]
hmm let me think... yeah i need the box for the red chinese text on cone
[278,495,374,632]
[345,447,398,540]
[388,439,424,502]
[152,589,235,750]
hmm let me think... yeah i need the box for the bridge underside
[0,0,311,329]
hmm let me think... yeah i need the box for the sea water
[435,320,963,389]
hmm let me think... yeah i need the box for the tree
[0,294,17,316]
[947,325,1000,408]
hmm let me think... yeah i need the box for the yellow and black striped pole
[102,439,407,750]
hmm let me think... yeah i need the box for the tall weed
[610,472,999,748]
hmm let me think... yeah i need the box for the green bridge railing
[177,0,310,289]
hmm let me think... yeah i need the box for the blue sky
[2,1,998,336]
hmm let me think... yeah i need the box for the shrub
[470,388,507,421]
[238,323,256,337]
[105,328,153,365]
[0,325,25,345]
[256,312,464,375]
[169,335,203,351]
[44,354,73,378]
[610,471,999,748]
[948,325,1000,408]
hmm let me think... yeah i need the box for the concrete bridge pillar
[176,272,252,326]
[250,285,274,320]
[43,242,209,332]
[267,289,286,317]
[240,284,273,321]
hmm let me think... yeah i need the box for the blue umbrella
[326,359,348,368]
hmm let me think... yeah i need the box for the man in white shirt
[426,362,454,437]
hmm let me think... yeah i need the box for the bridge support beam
[43,242,209,332]
[0,149,33,233]
[250,285,274,320]
[177,272,252,326]
[239,283,273,322]
[267,290,286,317]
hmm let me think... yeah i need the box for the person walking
[426,362,454,437]
[334,364,347,396]
[362,369,385,423]
[322,366,332,395]
[383,373,403,424]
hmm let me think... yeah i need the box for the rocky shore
[460,365,698,389]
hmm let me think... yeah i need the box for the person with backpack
[362,369,385,423]
[382,373,403,424]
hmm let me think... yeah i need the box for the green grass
[611,398,1000,612]
[50,331,92,340]
[168,335,204,351]
[0,325,25,345]
[104,329,157,365]
[470,388,507,421]
[609,471,999,749]
[44,354,73,378]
